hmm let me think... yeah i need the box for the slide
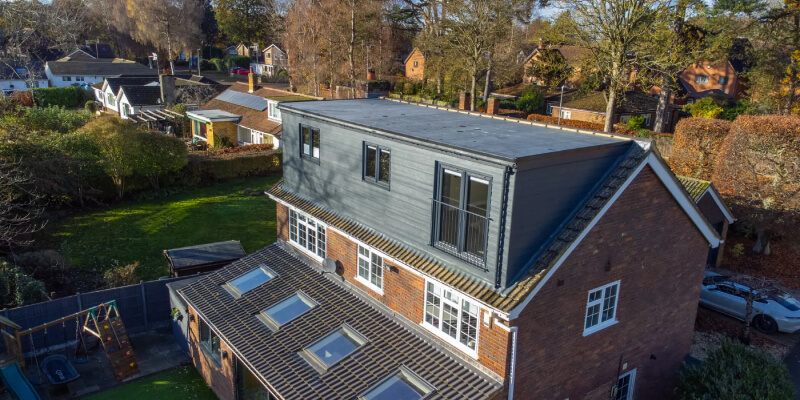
[0,363,41,400]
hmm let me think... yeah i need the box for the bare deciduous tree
[124,0,203,71]
[0,160,45,258]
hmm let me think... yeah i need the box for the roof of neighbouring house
[104,76,160,94]
[187,109,241,122]
[226,82,315,101]
[525,45,590,65]
[560,91,663,114]
[164,240,247,270]
[80,43,115,59]
[280,98,629,161]
[119,85,163,106]
[178,243,503,399]
[403,47,423,64]
[676,176,711,201]
[201,98,281,135]
[47,60,156,76]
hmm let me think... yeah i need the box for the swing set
[0,300,140,385]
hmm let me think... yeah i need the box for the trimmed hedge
[670,118,731,180]
[181,151,282,185]
[526,113,606,131]
[32,87,90,108]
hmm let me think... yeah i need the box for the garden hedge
[670,118,731,180]
[32,87,90,108]
[526,113,606,131]
[181,151,282,185]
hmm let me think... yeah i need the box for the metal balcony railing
[431,199,489,268]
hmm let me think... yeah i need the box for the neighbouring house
[45,59,156,88]
[225,45,239,56]
[235,43,254,58]
[94,75,160,114]
[549,91,681,132]
[0,63,48,93]
[404,48,425,80]
[186,109,241,147]
[60,42,116,61]
[178,98,722,400]
[192,73,315,147]
[93,74,221,119]
[677,176,735,268]
[165,241,248,278]
[677,60,747,102]
[256,44,287,77]
[522,45,591,86]
[116,85,164,119]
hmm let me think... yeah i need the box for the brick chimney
[487,97,499,115]
[248,67,256,93]
[159,74,176,105]
[366,69,376,81]
[459,92,471,110]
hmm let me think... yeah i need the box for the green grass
[51,176,281,280]
[86,366,217,400]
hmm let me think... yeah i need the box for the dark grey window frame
[430,163,492,269]
[362,142,391,189]
[300,124,321,163]
[718,76,729,85]
[199,318,222,368]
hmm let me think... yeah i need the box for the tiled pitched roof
[202,98,281,135]
[120,85,162,106]
[179,244,502,399]
[549,45,590,64]
[562,91,664,114]
[676,176,711,202]
[226,82,315,101]
[267,143,649,313]
[48,61,156,77]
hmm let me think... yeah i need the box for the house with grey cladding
[178,98,723,400]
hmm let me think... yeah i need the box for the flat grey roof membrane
[281,99,629,161]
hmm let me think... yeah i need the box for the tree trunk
[753,229,772,255]
[348,0,356,99]
[740,294,754,345]
[483,48,494,102]
[470,73,477,111]
[653,74,672,133]
[604,86,617,133]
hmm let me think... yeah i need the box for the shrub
[684,97,725,119]
[499,100,517,110]
[78,117,144,199]
[278,69,288,76]
[713,115,800,241]
[675,340,794,400]
[402,81,416,96]
[10,91,33,107]
[84,100,97,114]
[515,86,545,114]
[103,262,140,288]
[199,59,215,71]
[224,55,251,69]
[627,116,645,130]
[32,87,88,108]
[24,106,91,134]
[670,118,731,180]
[393,81,405,94]
[0,262,46,308]
[207,143,274,155]
[210,58,226,72]
[13,250,73,296]
[134,132,188,189]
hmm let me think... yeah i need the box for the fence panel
[0,276,197,356]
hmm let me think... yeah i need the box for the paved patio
[0,327,188,400]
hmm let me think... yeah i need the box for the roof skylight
[301,324,368,372]
[360,367,435,400]
[225,264,278,297]
[258,291,316,331]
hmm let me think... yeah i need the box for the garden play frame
[0,300,140,381]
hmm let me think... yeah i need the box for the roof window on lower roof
[359,366,436,400]
[300,324,368,373]
[258,291,317,331]
[224,264,278,297]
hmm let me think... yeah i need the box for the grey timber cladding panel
[281,111,508,286]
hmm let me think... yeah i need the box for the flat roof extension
[280,98,629,162]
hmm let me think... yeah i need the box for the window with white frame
[614,369,636,400]
[289,209,326,259]
[76,76,85,82]
[62,76,72,82]
[560,110,571,119]
[695,74,709,84]
[619,115,631,124]
[584,281,620,335]
[640,113,651,127]
[357,245,383,292]
[268,101,281,122]
[423,281,479,354]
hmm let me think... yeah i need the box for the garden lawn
[52,176,280,280]
[85,366,217,400]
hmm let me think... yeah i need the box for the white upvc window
[619,115,631,124]
[640,113,651,127]
[584,281,620,336]
[560,110,571,119]
[356,245,383,294]
[75,76,85,82]
[422,280,480,357]
[268,100,281,122]
[288,208,326,260]
[62,76,72,82]
[614,369,636,400]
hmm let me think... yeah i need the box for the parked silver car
[700,271,800,333]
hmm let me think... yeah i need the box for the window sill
[354,275,384,296]
[583,319,618,337]
[362,178,390,191]
[288,239,324,262]
[300,154,320,164]
[420,321,479,359]
[199,342,222,369]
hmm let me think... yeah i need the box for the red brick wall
[188,306,236,400]
[279,202,511,377]
[511,166,708,399]
[277,203,289,242]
